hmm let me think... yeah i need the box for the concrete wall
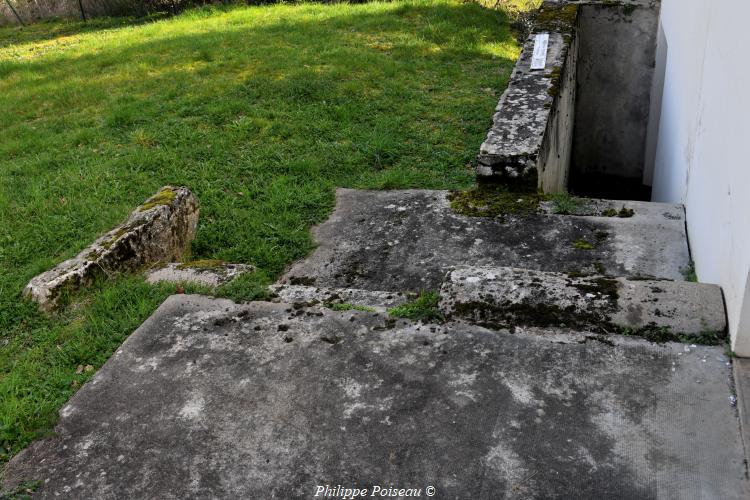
[571,3,659,182]
[537,32,577,192]
[650,0,750,356]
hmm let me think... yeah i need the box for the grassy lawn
[0,0,520,462]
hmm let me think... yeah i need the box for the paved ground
[5,295,747,499]
[281,189,691,292]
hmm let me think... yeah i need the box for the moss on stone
[547,66,563,97]
[448,185,548,218]
[139,187,177,212]
[176,259,225,270]
[534,3,579,33]
[602,206,634,218]
[572,277,620,303]
[573,239,594,250]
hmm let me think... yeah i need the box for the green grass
[0,1,520,462]
[550,192,581,215]
[388,291,444,322]
[327,303,377,313]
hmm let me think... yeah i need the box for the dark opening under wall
[476,1,661,201]
[568,1,660,201]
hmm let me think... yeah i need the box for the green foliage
[0,1,520,460]
[214,270,272,303]
[682,261,698,282]
[389,292,443,323]
[0,480,41,500]
[550,192,581,215]
[327,303,376,313]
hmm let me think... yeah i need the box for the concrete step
[5,294,746,499]
[440,266,726,340]
[268,283,412,313]
[281,189,691,292]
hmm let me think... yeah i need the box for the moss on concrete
[602,206,634,218]
[571,277,620,302]
[448,185,548,217]
[573,239,594,250]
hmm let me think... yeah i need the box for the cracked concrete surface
[281,189,690,292]
[4,295,747,499]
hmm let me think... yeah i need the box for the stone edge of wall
[476,1,580,193]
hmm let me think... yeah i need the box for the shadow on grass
[0,1,518,461]
[0,13,171,49]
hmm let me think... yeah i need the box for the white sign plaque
[530,33,549,70]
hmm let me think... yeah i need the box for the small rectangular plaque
[530,34,549,70]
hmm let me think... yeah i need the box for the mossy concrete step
[281,189,690,293]
[440,266,726,340]
[5,294,746,498]
[268,283,412,313]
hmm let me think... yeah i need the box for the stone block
[440,266,726,338]
[24,186,199,311]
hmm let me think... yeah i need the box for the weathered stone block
[440,266,726,338]
[146,261,253,288]
[25,186,199,311]
[268,284,412,313]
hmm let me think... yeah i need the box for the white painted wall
[651,0,750,355]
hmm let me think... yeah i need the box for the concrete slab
[281,189,690,292]
[440,266,726,337]
[4,295,747,499]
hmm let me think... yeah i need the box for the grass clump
[550,192,582,215]
[327,303,376,313]
[214,270,272,303]
[681,261,698,282]
[0,0,523,461]
[388,291,443,323]
[448,185,548,217]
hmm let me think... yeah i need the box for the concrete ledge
[440,266,726,338]
[25,186,199,311]
[477,2,578,192]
